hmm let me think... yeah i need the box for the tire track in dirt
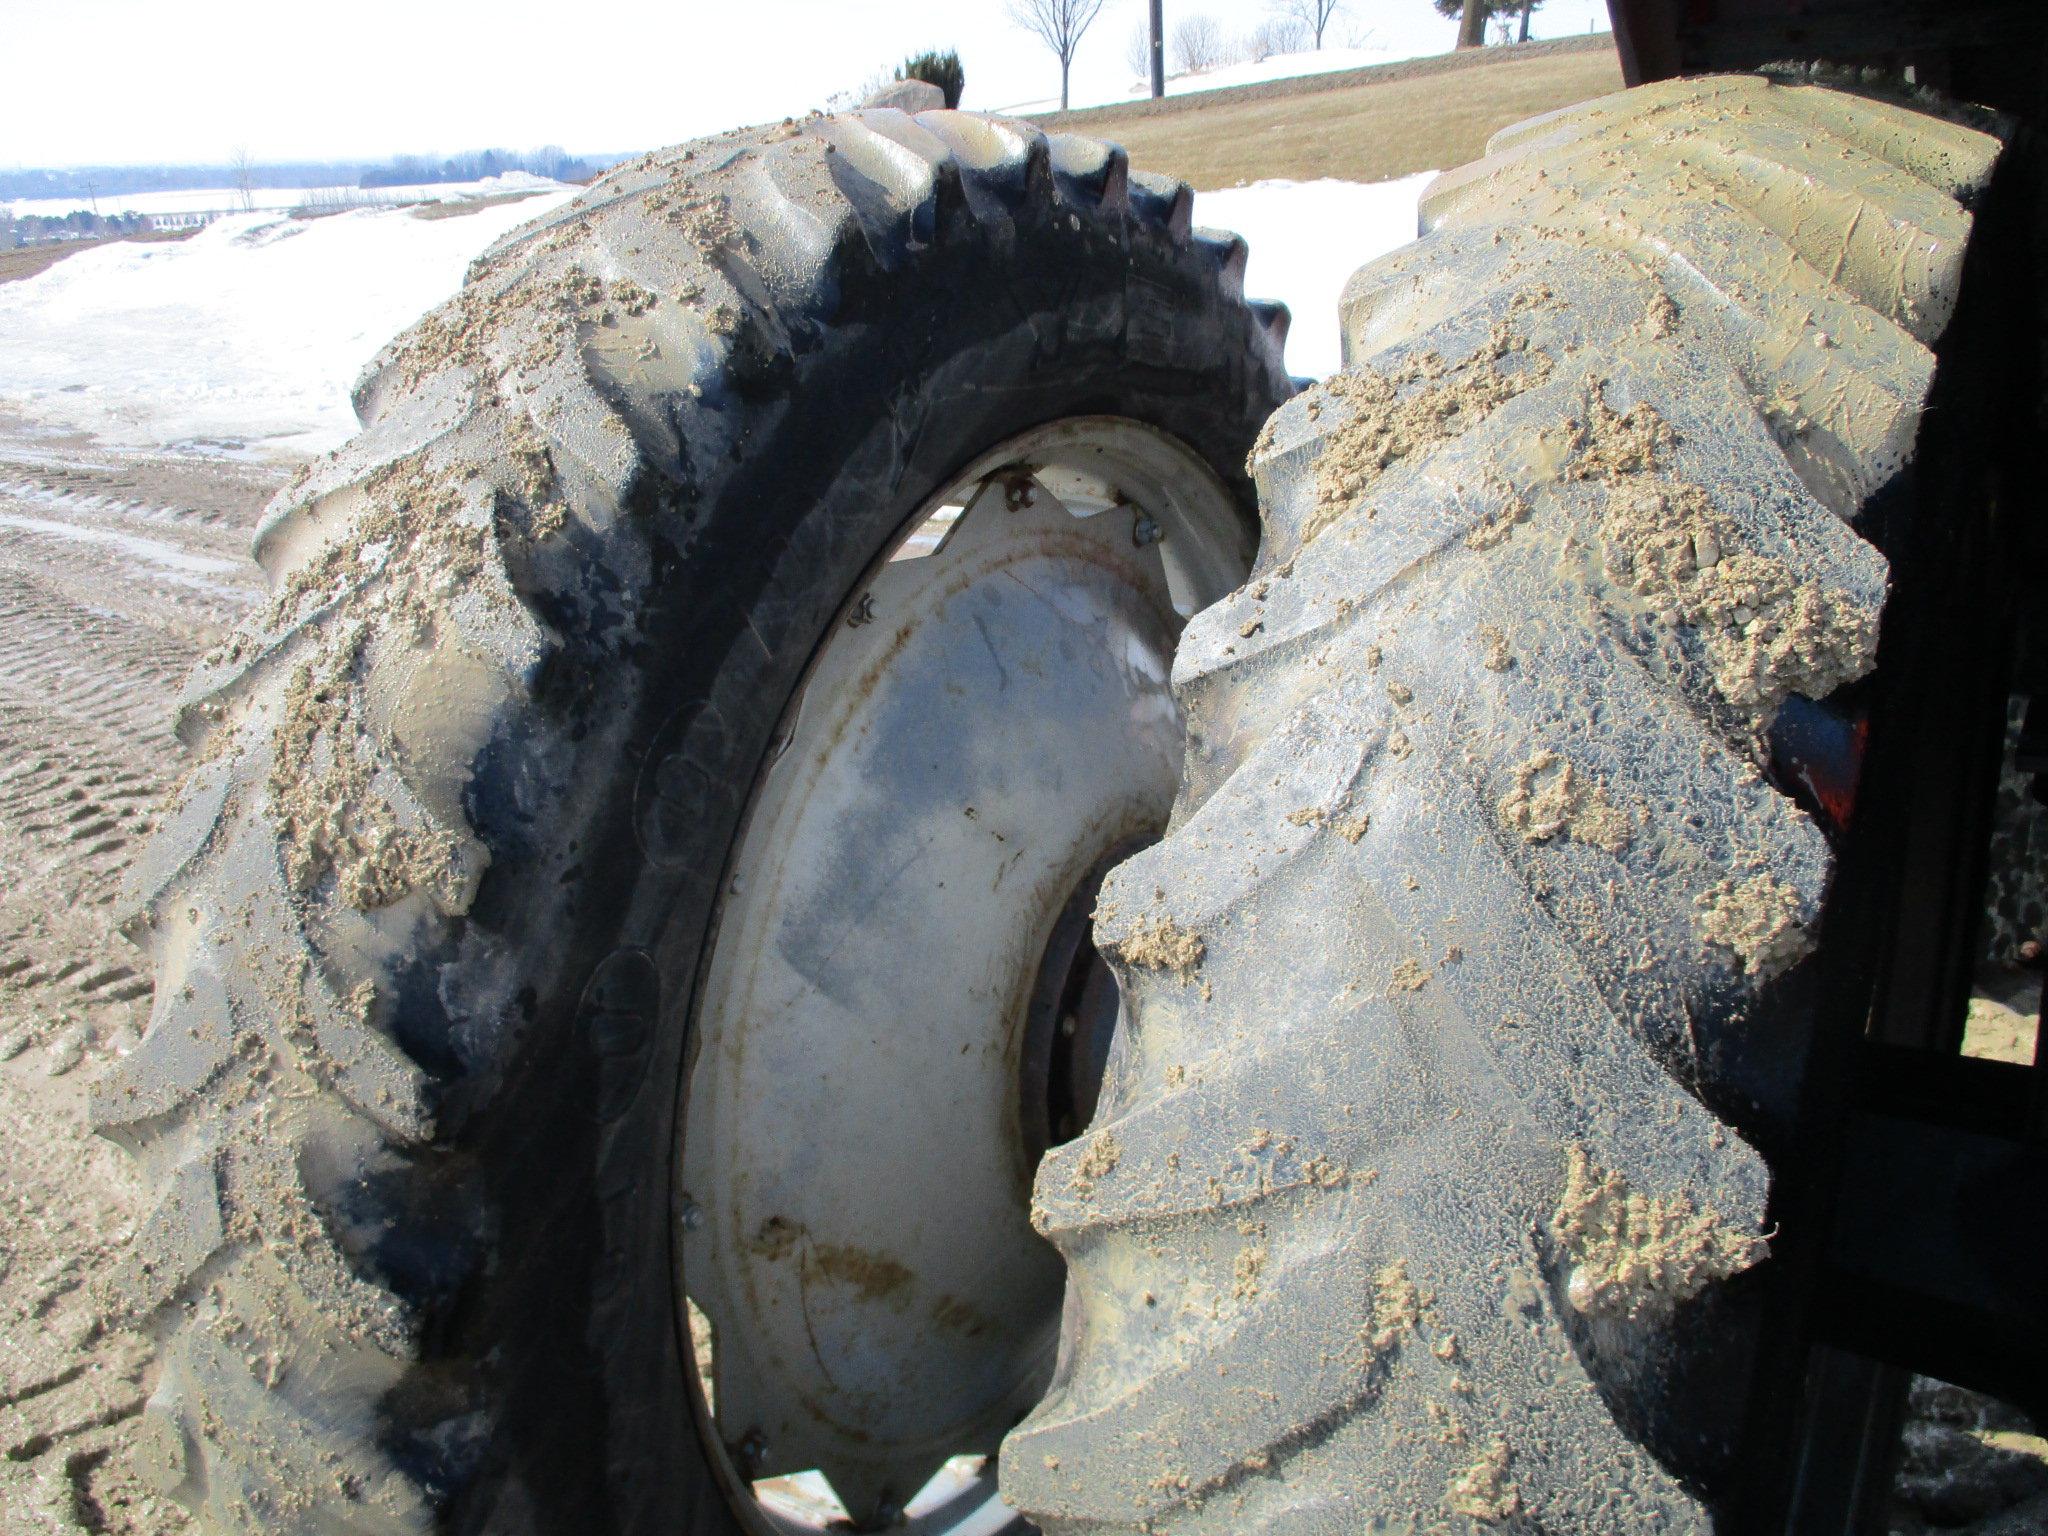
[0,429,279,1536]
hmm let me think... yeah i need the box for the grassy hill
[1029,35,1625,191]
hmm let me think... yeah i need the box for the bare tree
[1248,18,1308,59]
[229,145,255,213]
[1272,0,1343,49]
[1006,0,1107,111]
[1125,17,1152,77]
[1171,14,1225,73]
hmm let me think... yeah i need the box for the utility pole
[1149,0,1165,96]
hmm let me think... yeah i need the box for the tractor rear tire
[1001,74,2007,1534]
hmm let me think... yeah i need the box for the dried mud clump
[1233,1240,1266,1298]
[1447,1438,1521,1523]
[383,259,619,394]
[268,631,463,911]
[1498,750,1631,855]
[1111,916,1205,979]
[1463,488,1532,552]
[646,187,741,255]
[1369,1258,1422,1351]
[1304,320,1553,546]
[1563,388,1675,481]
[1551,1144,1766,1323]
[1599,477,1876,715]
[1388,957,1432,993]
[1696,872,1813,978]
[608,278,658,318]
[1070,1131,1122,1194]
[1562,385,1877,718]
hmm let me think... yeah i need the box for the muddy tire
[96,111,1289,1534]
[1000,76,2006,1532]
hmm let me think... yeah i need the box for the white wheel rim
[676,418,1247,1531]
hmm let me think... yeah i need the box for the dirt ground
[0,414,282,1533]
[1031,36,1625,190]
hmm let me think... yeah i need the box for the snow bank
[0,174,1434,462]
[1151,45,1399,97]
[1200,173,1438,381]
[0,193,572,458]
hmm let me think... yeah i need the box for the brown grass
[1030,37,1625,191]
[407,190,552,222]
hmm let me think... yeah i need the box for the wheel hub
[1018,848,1134,1162]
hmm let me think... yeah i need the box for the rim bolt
[679,1197,705,1233]
[734,1428,766,1472]
[1131,511,1162,547]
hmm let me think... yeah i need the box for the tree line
[1,209,152,249]
[1,147,629,207]
[358,146,602,189]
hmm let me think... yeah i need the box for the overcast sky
[2,0,1611,168]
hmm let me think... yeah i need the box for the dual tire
[104,78,2005,1535]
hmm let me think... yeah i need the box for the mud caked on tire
[99,111,1288,1533]
[1000,76,2009,1533]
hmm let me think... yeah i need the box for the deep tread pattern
[1003,77,2000,1534]
[105,109,1287,1533]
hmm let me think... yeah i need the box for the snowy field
[0,174,1431,460]
[1206,173,1438,379]
[0,193,574,457]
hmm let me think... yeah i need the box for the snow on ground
[0,174,1429,461]
[0,192,573,458]
[1203,172,1439,381]
[6,171,567,221]
[1154,45,1395,96]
